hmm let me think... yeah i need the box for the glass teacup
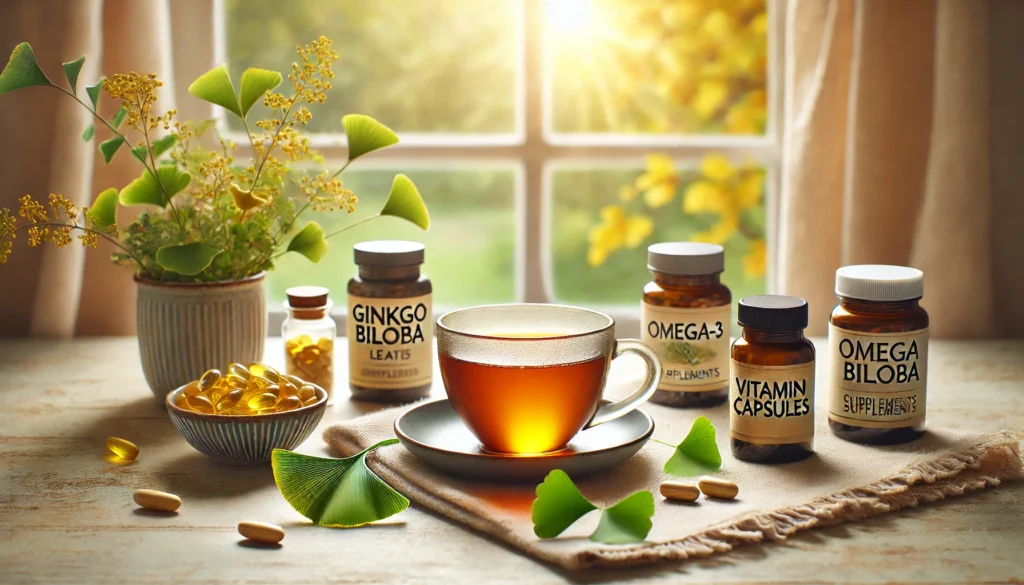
[436,304,662,454]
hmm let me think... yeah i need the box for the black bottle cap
[737,295,808,332]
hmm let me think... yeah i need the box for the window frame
[210,0,786,336]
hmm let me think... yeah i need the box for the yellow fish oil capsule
[133,489,181,512]
[298,385,317,402]
[249,363,280,383]
[198,369,222,392]
[275,396,301,411]
[238,521,285,544]
[174,392,188,409]
[228,362,250,380]
[216,388,243,412]
[106,437,139,460]
[183,380,202,396]
[186,394,216,414]
[301,396,319,407]
[247,392,278,410]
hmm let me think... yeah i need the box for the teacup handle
[584,339,663,429]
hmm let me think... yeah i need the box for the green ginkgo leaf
[119,166,191,208]
[85,77,104,110]
[0,42,52,95]
[271,439,410,527]
[380,174,430,230]
[531,470,654,544]
[286,221,328,262]
[131,134,178,162]
[532,469,597,538]
[155,243,221,276]
[663,416,722,477]
[99,136,125,164]
[86,188,118,229]
[342,114,399,162]
[239,67,282,118]
[81,124,94,141]
[110,106,127,129]
[188,65,241,118]
[589,491,655,545]
[62,56,85,92]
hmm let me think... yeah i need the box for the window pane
[547,0,768,135]
[550,158,767,305]
[267,168,517,307]
[223,0,519,134]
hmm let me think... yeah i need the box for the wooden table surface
[0,337,1022,584]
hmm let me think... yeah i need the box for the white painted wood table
[1,338,1022,584]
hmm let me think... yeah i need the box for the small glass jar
[347,240,433,403]
[828,265,928,444]
[642,242,732,408]
[730,295,815,463]
[282,286,336,400]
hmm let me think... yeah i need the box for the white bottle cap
[647,242,725,275]
[835,265,924,301]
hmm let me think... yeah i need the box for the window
[219,0,780,331]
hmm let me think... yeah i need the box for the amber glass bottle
[347,241,432,403]
[730,295,814,463]
[642,243,732,408]
[828,265,928,444]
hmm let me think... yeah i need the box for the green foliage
[85,77,104,109]
[81,124,94,141]
[131,134,177,162]
[343,114,399,161]
[239,67,282,118]
[87,188,119,229]
[380,174,430,230]
[271,440,410,527]
[663,416,722,477]
[531,470,654,544]
[119,166,191,208]
[99,136,125,163]
[155,242,221,275]
[0,43,52,95]
[286,221,328,262]
[62,57,85,91]
[110,107,127,129]
[188,65,241,117]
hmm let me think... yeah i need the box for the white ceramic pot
[136,273,266,399]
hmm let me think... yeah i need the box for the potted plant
[0,37,429,398]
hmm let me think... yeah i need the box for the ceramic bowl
[165,384,327,465]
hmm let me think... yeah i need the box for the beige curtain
[779,0,1024,338]
[0,0,213,337]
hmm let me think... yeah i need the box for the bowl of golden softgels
[165,362,327,465]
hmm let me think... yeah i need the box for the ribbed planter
[136,273,266,399]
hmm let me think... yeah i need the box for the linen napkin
[324,372,1023,570]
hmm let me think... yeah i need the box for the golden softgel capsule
[133,489,181,512]
[238,521,284,544]
[174,361,319,415]
[106,437,139,460]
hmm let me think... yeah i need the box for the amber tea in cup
[436,304,663,454]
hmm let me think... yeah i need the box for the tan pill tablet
[659,481,700,502]
[133,489,181,512]
[238,521,285,544]
[697,477,739,500]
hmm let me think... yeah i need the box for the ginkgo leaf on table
[661,416,722,477]
[531,470,654,544]
[272,439,409,527]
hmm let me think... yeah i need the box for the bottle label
[730,361,815,444]
[827,325,928,429]
[347,294,433,389]
[641,303,731,392]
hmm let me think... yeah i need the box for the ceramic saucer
[394,399,653,482]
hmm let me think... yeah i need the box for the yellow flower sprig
[0,194,132,265]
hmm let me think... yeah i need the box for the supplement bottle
[642,242,731,408]
[730,295,814,463]
[347,241,433,403]
[828,265,928,444]
[282,286,337,400]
